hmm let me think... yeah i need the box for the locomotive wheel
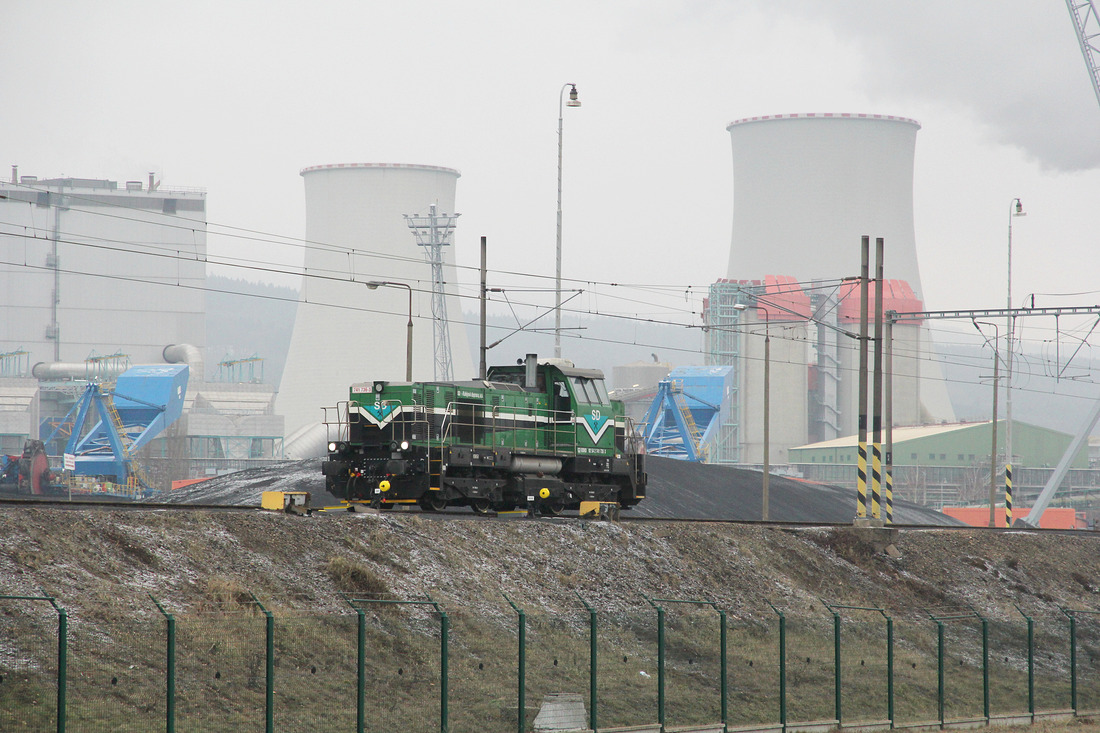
[470,498,492,515]
[540,499,565,516]
[419,494,448,512]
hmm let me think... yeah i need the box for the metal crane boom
[1066,0,1100,110]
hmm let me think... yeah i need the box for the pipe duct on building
[163,343,204,381]
[31,361,128,381]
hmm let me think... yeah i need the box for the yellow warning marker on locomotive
[379,480,391,492]
[538,487,550,499]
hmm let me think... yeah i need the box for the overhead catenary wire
[4,185,1100,400]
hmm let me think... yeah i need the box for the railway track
[2,493,1094,535]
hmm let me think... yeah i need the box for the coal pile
[163,455,958,526]
[161,459,339,507]
[633,456,960,525]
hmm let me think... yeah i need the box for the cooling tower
[277,164,474,455]
[724,114,954,430]
[726,113,925,298]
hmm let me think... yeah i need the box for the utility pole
[872,237,884,522]
[405,205,460,381]
[856,235,870,520]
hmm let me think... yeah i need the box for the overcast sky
[4,1,1100,360]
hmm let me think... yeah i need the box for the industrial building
[0,170,206,367]
[0,171,284,489]
[278,163,475,458]
[788,420,1092,510]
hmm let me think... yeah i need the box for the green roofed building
[789,421,1088,509]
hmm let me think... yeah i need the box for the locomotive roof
[487,363,607,380]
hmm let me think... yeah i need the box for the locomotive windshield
[569,376,610,404]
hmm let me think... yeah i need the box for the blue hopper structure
[44,364,189,492]
[638,366,734,462]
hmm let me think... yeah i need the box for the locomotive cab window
[569,376,609,405]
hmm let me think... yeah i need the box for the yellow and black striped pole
[871,446,882,520]
[857,439,868,517]
[884,463,894,524]
[871,237,884,521]
[1005,463,1013,527]
[855,236,870,519]
[884,318,894,525]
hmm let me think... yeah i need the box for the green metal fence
[2,593,1097,732]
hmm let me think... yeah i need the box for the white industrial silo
[277,164,474,457]
[726,113,925,296]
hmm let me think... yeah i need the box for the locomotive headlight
[328,442,337,453]
[400,440,410,451]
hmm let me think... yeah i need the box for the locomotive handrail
[437,400,579,456]
[321,401,351,443]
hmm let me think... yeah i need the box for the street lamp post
[555,83,581,359]
[1006,198,1025,489]
[367,280,413,382]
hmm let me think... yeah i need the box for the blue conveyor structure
[44,364,189,490]
[638,366,734,462]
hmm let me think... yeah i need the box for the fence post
[1015,605,1034,721]
[643,598,667,731]
[936,620,945,728]
[250,594,274,733]
[716,606,727,732]
[504,594,527,733]
[831,609,842,725]
[767,602,787,733]
[1062,608,1077,714]
[886,614,894,729]
[577,593,598,733]
[150,595,176,733]
[441,609,450,733]
[55,602,67,733]
[982,618,990,723]
[357,608,366,733]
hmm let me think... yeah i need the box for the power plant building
[0,172,207,367]
[0,171,284,484]
[278,163,474,457]
[706,114,955,465]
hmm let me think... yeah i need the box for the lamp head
[1014,198,1026,216]
[366,281,382,290]
[567,84,581,107]
[732,303,748,311]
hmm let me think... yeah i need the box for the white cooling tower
[277,164,474,454]
[726,113,925,297]
[725,113,954,428]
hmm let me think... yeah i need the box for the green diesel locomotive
[322,355,646,514]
